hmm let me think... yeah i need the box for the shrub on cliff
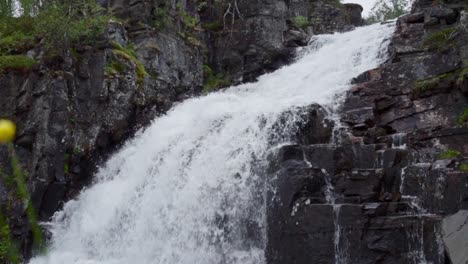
[0,0,111,57]
[0,55,37,71]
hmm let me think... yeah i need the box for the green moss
[414,71,451,93]
[439,149,462,159]
[414,68,468,94]
[460,163,468,172]
[111,42,148,86]
[0,55,37,71]
[457,108,468,125]
[292,16,309,29]
[104,57,126,76]
[176,3,197,29]
[64,154,70,174]
[202,65,229,93]
[152,5,169,30]
[423,27,458,50]
[202,22,223,31]
[73,147,81,154]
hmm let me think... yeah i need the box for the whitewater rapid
[29,22,395,264]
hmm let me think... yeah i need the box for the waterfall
[29,22,395,264]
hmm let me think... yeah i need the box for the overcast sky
[343,0,377,17]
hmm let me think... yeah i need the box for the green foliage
[0,144,43,259]
[460,163,468,172]
[203,65,229,93]
[457,108,468,125]
[111,42,148,86]
[0,55,37,71]
[177,4,197,29]
[0,17,36,54]
[152,5,169,30]
[292,16,310,29]
[8,144,43,250]
[202,22,223,31]
[177,31,201,47]
[414,73,449,93]
[105,57,126,76]
[0,212,19,264]
[0,0,15,18]
[34,3,110,52]
[439,149,462,159]
[64,154,70,174]
[0,0,110,58]
[414,68,468,94]
[367,0,408,23]
[423,27,458,50]
[457,67,468,85]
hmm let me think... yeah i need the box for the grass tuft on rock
[457,107,468,125]
[202,65,229,93]
[439,149,461,159]
[292,16,310,29]
[0,55,37,71]
[111,42,148,86]
[460,163,468,172]
[423,27,458,50]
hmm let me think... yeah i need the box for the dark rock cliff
[202,0,364,83]
[0,0,361,260]
[266,0,468,263]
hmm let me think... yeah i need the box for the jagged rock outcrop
[266,0,468,263]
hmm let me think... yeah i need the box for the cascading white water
[29,23,395,264]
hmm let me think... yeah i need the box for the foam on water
[29,22,395,264]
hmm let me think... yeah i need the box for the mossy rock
[0,55,37,72]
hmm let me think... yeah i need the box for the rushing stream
[29,22,395,264]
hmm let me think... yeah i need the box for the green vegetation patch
[202,22,223,32]
[423,27,458,50]
[203,65,229,93]
[152,5,170,30]
[0,55,37,71]
[460,163,468,172]
[414,67,468,94]
[34,3,110,51]
[111,42,148,86]
[176,3,197,29]
[8,146,43,250]
[0,1,111,59]
[439,149,462,159]
[0,16,36,54]
[457,107,468,125]
[0,213,19,264]
[105,57,126,76]
[292,16,310,29]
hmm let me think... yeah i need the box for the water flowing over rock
[27,23,394,264]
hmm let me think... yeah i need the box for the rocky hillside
[0,0,362,260]
[267,0,468,263]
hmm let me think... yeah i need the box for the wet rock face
[200,0,363,83]
[266,1,468,263]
